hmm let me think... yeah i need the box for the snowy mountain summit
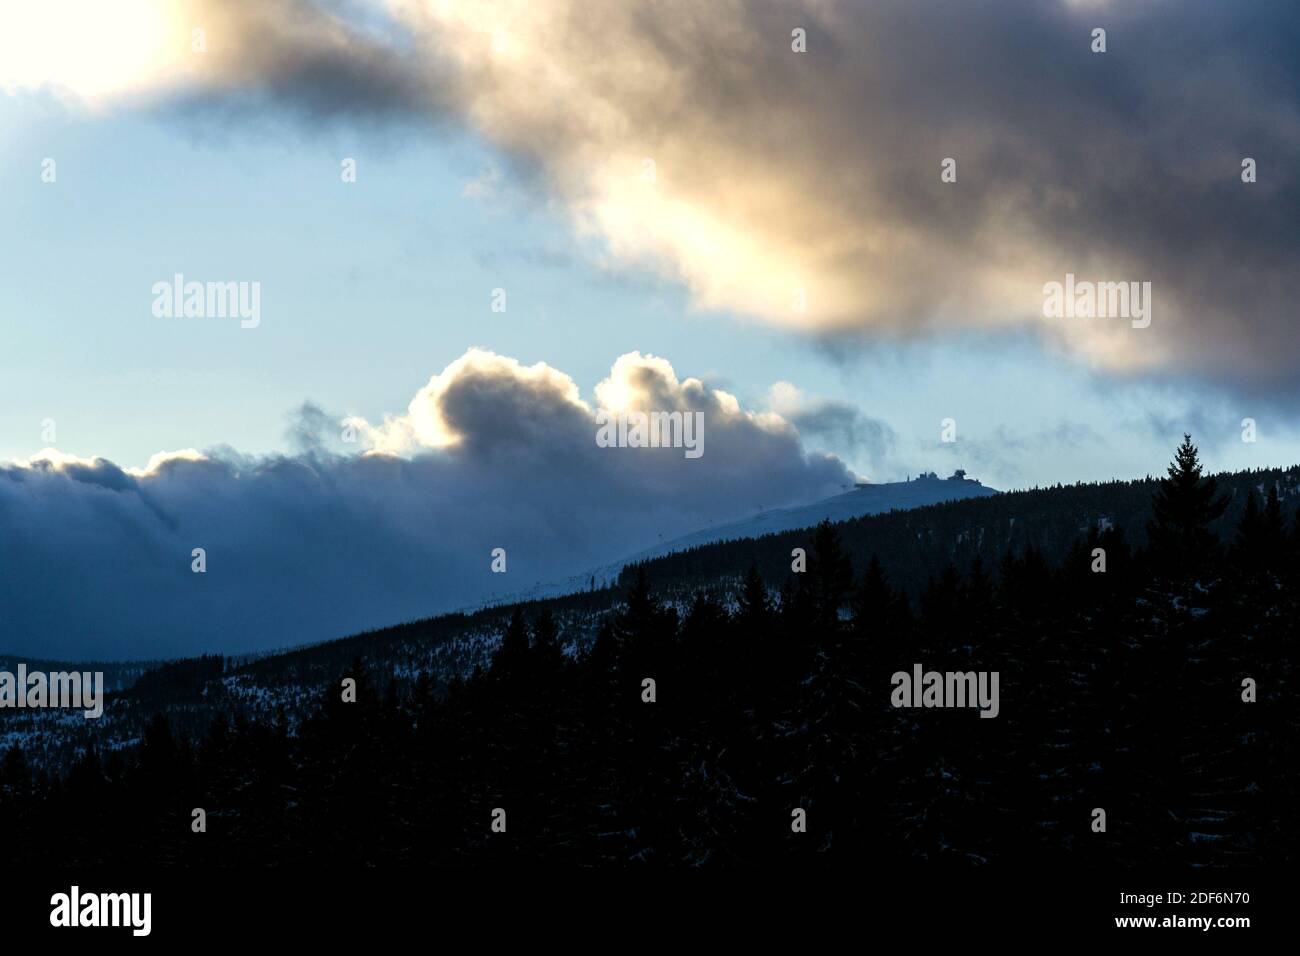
[628,471,1000,562]
[471,471,999,610]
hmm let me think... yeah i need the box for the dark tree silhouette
[0,437,1293,871]
[1147,433,1229,579]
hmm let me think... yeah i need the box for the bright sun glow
[0,1,191,105]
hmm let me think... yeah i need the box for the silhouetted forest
[0,437,1295,867]
[626,460,1300,601]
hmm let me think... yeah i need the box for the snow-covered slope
[468,474,999,609]
[625,474,1000,563]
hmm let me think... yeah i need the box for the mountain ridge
[471,473,999,610]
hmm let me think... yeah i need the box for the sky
[1,0,1298,658]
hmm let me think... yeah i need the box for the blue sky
[3,95,1292,490]
[3,0,1300,658]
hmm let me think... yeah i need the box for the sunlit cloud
[5,0,1300,393]
[11,448,103,470]
[0,349,853,658]
[125,449,209,478]
[0,0,193,106]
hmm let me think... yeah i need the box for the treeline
[0,437,1295,867]
[624,462,1300,601]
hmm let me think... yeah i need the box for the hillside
[468,473,1000,609]
[3,460,1298,776]
[623,465,1300,597]
[623,473,999,562]
[1,441,1296,869]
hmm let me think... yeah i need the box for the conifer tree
[736,564,770,627]
[491,608,531,681]
[531,607,565,674]
[850,556,891,632]
[1260,484,1287,564]
[1147,434,1228,577]
[809,520,853,630]
[1234,488,1261,557]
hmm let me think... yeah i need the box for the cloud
[0,0,431,119]
[767,382,896,478]
[0,351,852,660]
[391,0,1300,392]
[8,1,1300,391]
[462,163,504,200]
[930,420,1106,488]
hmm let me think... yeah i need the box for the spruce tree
[1234,488,1261,558]
[736,564,770,627]
[1146,434,1228,578]
[809,520,853,630]
[1260,484,1287,565]
[491,608,531,681]
[850,556,891,632]
[531,608,565,674]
